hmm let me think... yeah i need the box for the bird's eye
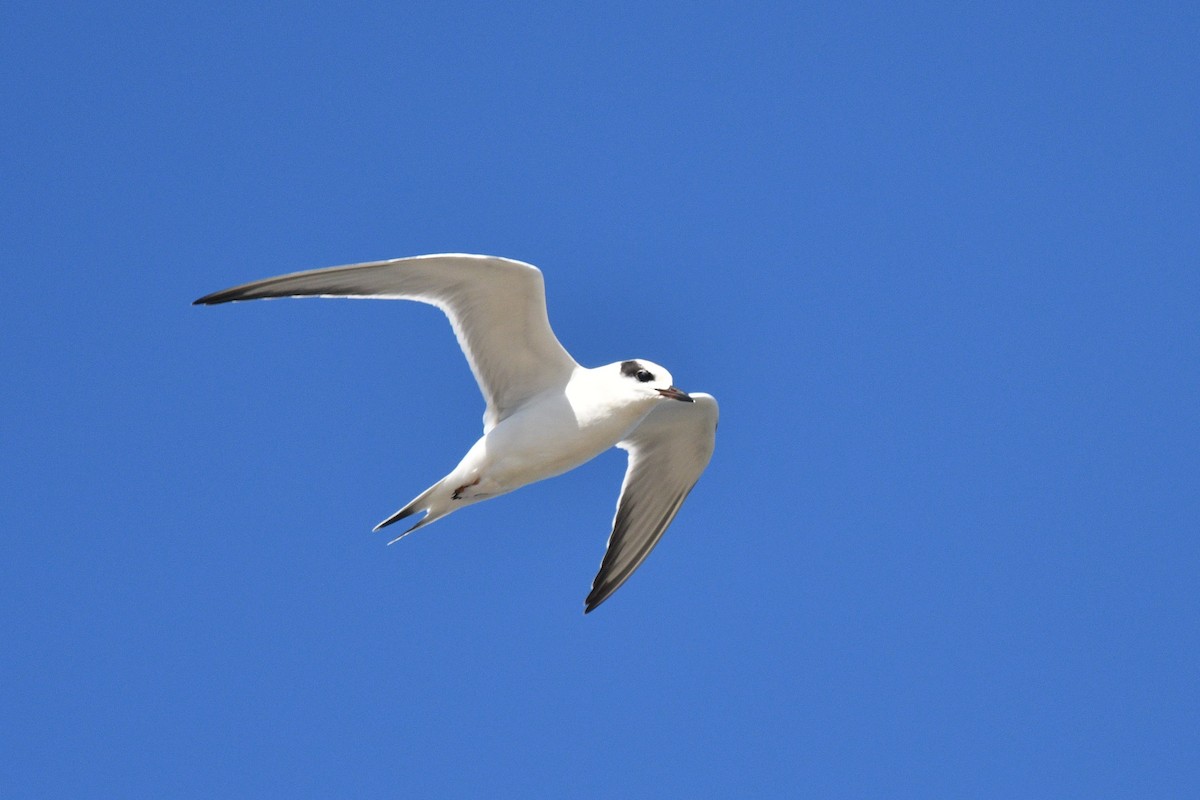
[635,369,653,383]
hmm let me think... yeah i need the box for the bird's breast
[477,392,650,491]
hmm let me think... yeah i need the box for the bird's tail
[373,481,451,544]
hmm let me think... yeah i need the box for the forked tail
[373,481,451,544]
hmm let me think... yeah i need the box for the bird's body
[452,373,656,500]
[392,364,668,532]
[195,254,717,612]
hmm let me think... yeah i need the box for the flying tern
[195,254,718,612]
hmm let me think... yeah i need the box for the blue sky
[3,1,1197,796]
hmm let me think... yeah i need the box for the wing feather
[585,393,719,613]
[194,254,579,430]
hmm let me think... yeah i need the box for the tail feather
[373,480,447,540]
[373,502,418,532]
[385,515,435,546]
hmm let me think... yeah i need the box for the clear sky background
[3,2,1197,797]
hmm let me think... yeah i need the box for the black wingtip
[193,290,232,306]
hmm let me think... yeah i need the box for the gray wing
[194,254,579,431]
[585,393,719,613]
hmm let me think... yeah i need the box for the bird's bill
[657,386,694,402]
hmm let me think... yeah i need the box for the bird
[194,254,718,613]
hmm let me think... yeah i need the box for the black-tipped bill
[657,386,694,402]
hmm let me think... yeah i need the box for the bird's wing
[194,254,579,430]
[585,393,719,613]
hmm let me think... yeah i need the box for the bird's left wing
[585,393,719,613]
[194,254,579,431]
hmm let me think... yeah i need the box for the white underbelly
[464,395,648,496]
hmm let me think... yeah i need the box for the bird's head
[610,359,694,404]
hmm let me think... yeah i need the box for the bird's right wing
[585,393,719,613]
[194,254,579,430]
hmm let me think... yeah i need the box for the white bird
[194,254,718,613]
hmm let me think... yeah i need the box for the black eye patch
[621,361,656,383]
